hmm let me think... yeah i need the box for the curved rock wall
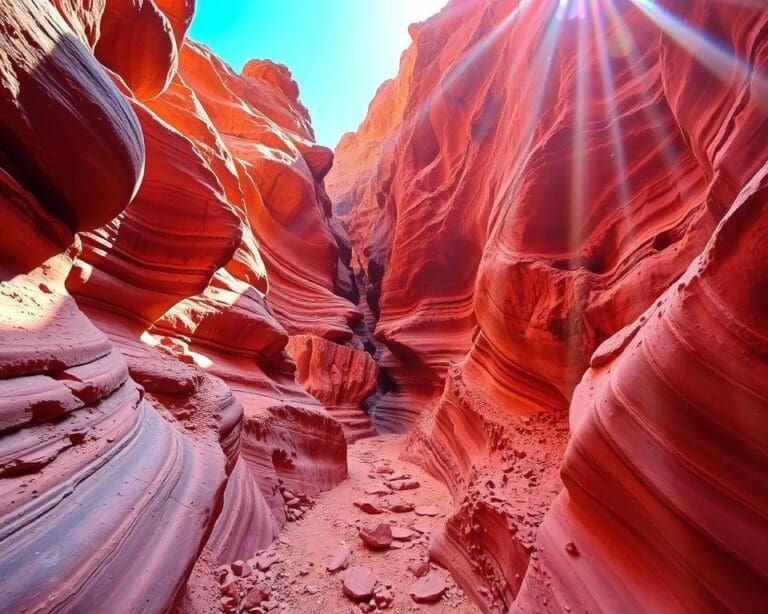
[329,0,768,611]
[514,160,768,612]
[0,0,372,608]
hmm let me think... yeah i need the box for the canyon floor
[191,434,482,614]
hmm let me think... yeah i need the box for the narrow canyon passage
[189,435,482,613]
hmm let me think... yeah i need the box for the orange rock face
[0,0,370,609]
[0,0,144,277]
[329,0,768,610]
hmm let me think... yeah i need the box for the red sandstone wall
[328,0,768,610]
[0,0,375,609]
[2,0,767,610]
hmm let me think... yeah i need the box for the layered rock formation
[0,0,373,609]
[2,0,767,611]
[286,334,378,442]
[329,0,768,611]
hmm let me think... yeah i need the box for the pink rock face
[0,258,225,612]
[329,0,768,611]
[514,165,768,612]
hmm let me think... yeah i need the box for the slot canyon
[1,0,767,612]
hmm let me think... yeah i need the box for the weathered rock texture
[3,0,768,611]
[287,334,378,442]
[328,0,768,611]
[0,0,373,609]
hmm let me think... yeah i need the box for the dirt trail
[214,434,481,613]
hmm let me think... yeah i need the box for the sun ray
[378,0,535,162]
[569,0,590,268]
[590,0,635,248]
[486,0,573,238]
[602,0,693,202]
[563,0,593,382]
[630,0,768,110]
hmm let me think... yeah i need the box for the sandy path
[234,434,482,613]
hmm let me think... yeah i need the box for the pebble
[565,541,579,556]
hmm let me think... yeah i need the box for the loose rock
[373,584,394,608]
[244,584,271,609]
[391,526,415,541]
[364,483,391,496]
[389,479,420,491]
[409,571,447,603]
[359,523,393,550]
[220,573,238,598]
[354,498,384,514]
[383,496,414,513]
[231,559,252,577]
[254,553,282,571]
[407,561,431,578]
[342,566,377,601]
[326,543,352,572]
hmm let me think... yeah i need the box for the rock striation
[287,334,378,442]
[2,0,767,612]
[329,0,768,611]
[0,0,370,609]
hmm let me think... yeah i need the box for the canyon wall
[0,0,375,610]
[2,0,766,611]
[328,0,768,611]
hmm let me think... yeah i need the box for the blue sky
[189,1,446,148]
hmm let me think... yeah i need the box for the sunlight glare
[629,0,768,108]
